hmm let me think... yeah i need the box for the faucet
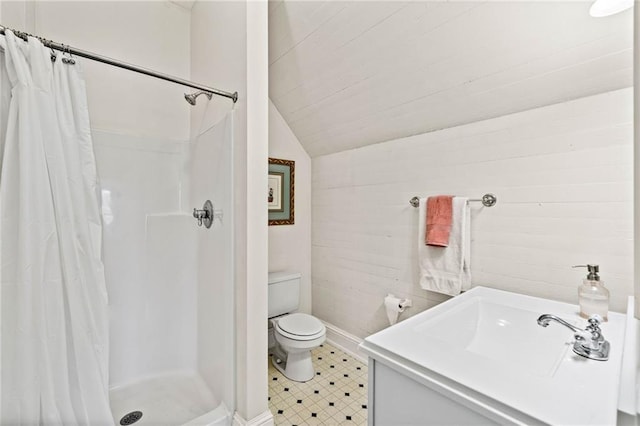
[537,314,609,361]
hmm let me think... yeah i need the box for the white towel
[418,197,471,296]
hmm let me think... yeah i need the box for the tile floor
[268,343,368,425]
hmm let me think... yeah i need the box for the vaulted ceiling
[268,1,633,157]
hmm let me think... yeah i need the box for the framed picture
[268,157,294,225]
[268,172,284,212]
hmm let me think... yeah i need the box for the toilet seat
[275,313,326,341]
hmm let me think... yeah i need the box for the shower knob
[193,200,214,229]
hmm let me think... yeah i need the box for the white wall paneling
[269,1,633,157]
[311,89,634,339]
[269,100,312,315]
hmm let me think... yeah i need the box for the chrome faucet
[537,314,583,333]
[193,200,214,228]
[537,314,609,361]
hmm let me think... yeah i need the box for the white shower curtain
[0,31,112,424]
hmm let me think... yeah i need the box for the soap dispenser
[573,264,609,321]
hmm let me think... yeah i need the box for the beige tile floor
[268,343,368,425]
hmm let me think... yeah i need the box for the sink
[360,286,628,425]
[413,297,573,377]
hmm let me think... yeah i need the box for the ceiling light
[590,0,633,17]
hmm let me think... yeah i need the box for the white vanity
[360,287,630,425]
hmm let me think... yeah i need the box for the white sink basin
[361,286,628,425]
[414,297,574,377]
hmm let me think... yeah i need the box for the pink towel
[425,195,454,246]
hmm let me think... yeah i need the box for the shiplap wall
[311,89,633,339]
[269,100,313,315]
[269,1,632,157]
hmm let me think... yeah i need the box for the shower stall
[0,21,236,426]
[96,112,235,425]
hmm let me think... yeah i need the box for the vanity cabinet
[360,287,628,426]
[366,355,539,426]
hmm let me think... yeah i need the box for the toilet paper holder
[386,294,412,309]
[398,298,412,310]
[384,294,412,325]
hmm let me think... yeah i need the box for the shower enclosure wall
[93,113,235,425]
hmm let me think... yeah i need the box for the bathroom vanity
[360,287,630,425]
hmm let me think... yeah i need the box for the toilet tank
[268,271,301,318]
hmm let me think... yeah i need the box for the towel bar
[409,194,497,208]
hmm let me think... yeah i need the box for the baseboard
[232,409,274,426]
[321,320,367,364]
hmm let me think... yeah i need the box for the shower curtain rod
[0,25,238,103]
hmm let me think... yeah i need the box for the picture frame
[268,157,294,225]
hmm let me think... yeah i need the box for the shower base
[110,372,229,425]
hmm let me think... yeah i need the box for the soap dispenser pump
[573,264,609,321]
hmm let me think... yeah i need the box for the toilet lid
[277,313,324,337]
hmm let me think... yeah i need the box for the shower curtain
[0,31,113,424]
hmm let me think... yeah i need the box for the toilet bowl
[271,313,326,382]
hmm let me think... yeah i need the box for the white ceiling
[268,1,633,157]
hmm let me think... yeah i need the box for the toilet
[268,271,326,382]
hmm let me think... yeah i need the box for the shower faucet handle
[193,208,205,226]
[192,200,214,229]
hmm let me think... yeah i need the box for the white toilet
[268,271,326,382]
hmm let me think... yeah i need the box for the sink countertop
[361,286,628,426]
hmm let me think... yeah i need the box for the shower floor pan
[110,372,229,426]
